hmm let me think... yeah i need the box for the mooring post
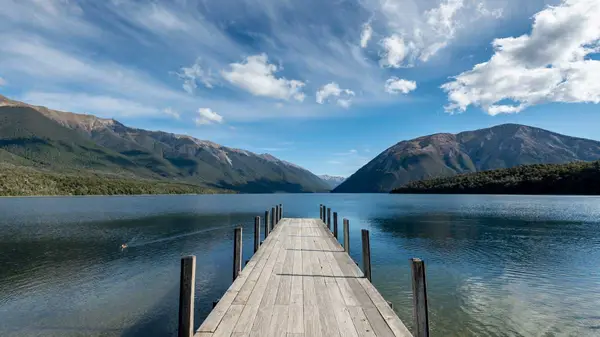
[411,258,429,337]
[254,216,260,253]
[361,229,372,281]
[327,208,331,231]
[233,227,242,282]
[333,212,338,239]
[320,204,323,220]
[279,204,283,221]
[264,210,269,239]
[322,204,326,223]
[178,255,196,337]
[271,207,275,232]
[343,218,350,254]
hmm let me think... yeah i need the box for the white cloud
[385,77,417,94]
[0,77,6,86]
[360,23,373,48]
[163,107,180,119]
[175,58,215,94]
[195,108,224,126]
[373,0,504,66]
[316,82,356,108]
[380,35,412,68]
[222,54,305,102]
[145,4,189,32]
[442,0,600,115]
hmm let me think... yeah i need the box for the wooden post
[411,258,429,337]
[271,207,275,231]
[361,229,372,281]
[333,212,338,239]
[320,204,323,220]
[276,205,280,224]
[264,210,269,239]
[233,227,242,282]
[322,205,326,223]
[327,208,331,231]
[254,216,260,253]
[343,219,350,254]
[279,204,283,221]
[178,255,196,337]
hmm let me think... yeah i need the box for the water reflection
[1,194,600,336]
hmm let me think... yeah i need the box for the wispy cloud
[316,82,355,108]
[174,58,216,94]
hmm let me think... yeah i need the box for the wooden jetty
[179,205,429,337]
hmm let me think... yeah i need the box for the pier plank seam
[195,218,413,337]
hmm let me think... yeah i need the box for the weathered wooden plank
[347,307,377,337]
[198,289,239,332]
[290,232,303,306]
[212,305,244,337]
[363,308,396,337]
[357,278,413,337]
[194,333,214,337]
[287,303,304,334]
[275,236,294,304]
[233,230,279,303]
[304,305,323,337]
[267,304,289,336]
[312,236,341,337]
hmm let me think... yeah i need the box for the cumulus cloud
[195,108,224,126]
[0,76,6,86]
[175,58,215,94]
[380,35,413,68]
[360,23,373,48]
[222,54,305,102]
[163,107,180,119]
[316,82,355,108]
[385,77,417,94]
[442,0,600,115]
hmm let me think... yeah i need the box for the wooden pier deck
[194,218,413,337]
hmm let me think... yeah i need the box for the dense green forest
[391,161,600,195]
[0,165,230,196]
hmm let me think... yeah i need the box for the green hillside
[0,165,228,196]
[391,161,600,195]
[0,101,330,194]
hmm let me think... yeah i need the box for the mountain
[391,160,600,195]
[0,95,330,193]
[318,175,346,189]
[333,124,600,193]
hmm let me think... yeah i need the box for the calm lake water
[1,194,599,337]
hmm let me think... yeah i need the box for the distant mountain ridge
[0,94,330,193]
[333,124,600,193]
[318,175,346,189]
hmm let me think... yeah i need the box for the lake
[1,194,599,337]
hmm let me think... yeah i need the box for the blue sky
[1,0,599,176]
